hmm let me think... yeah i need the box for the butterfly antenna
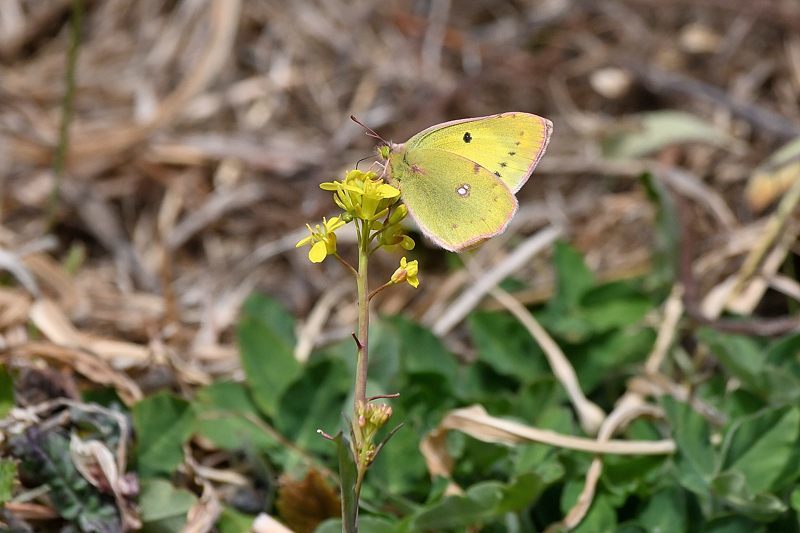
[354,154,374,170]
[350,115,388,145]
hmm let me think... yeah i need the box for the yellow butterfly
[378,112,552,251]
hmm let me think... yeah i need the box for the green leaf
[720,406,800,493]
[363,414,426,497]
[710,470,787,521]
[11,430,119,530]
[662,396,717,495]
[641,171,679,289]
[698,329,766,395]
[790,486,800,512]
[133,392,196,477]
[410,481,505,530]
[0,365,13,418]
[335,431,358,532]
[572,493,617,533]
[390,316,458,384]
[193,381,281,453]
[580,281,652,331]
[494,471,551,513]
[139,478,197,533]
[636,486,687,533]
[0,459,16,505]
[550,240,595,312]
[701,515,765,533]
[217,506,255,533]
[276,358,350,462]
[238,293,301,417]
[602,110,734,159]
[570,328,654,393]
[468,310,547,381]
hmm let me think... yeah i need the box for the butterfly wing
[388,147,517,252]
[405,112,552,193]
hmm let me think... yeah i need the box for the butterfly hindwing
[388,147,517,252]
[404,112,552,192]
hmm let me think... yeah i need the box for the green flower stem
[354,218,370,412]
[349,218,372,531]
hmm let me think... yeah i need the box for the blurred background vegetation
[1,0,800,531]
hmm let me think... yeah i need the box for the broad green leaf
[603,453,667,499]
[389,316,458,384]
[636,486,687,533]
[710,470,787,521]
[602,110,733,159]
[0,365,13,418]
[217,507,255,533]
[495,471,551,513]
[701,515,765,533]
[410,481,505,530]
[468,310,546,381]
[580,281,652,331]
[550,241,595,313]
[193,381,281,453]
[570,328,654,393]
[791,486,800,512]
[720,406,800,493]
[139,478,197,533]
[133,392,195,477]
[569,492,617,533]
[276,358,350,471]
[362,319,402,389]
[0,459,16,505]
[663,396,716,494]
[238,294,301,417]
[365,414,427,496]
[698,329,766,394]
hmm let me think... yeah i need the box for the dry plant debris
[1,0,800,531]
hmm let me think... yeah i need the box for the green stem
[354,217,370,416]
[346,218,371,533]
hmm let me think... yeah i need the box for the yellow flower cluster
[321,170,400,222]
[296,170,417,264]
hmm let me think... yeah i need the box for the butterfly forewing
[388,147,517,252]
[405,112,552,192]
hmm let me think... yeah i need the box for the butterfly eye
[463,132,472,143]
[455,183,471,197]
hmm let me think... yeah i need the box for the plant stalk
[346,218,371,533]
[354,218,370,413]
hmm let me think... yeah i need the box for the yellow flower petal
[376,184,400,198]
[295,235,313,248]
[309,240,328,263]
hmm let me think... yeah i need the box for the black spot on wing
[494,171,501,177]
[499,162,507,168]
[508,151,516,156]
[463,132,472,143]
